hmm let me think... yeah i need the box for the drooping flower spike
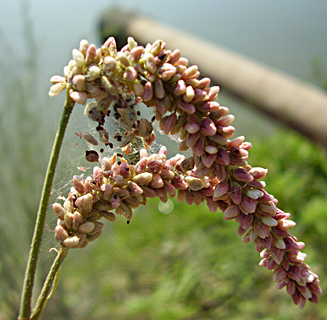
[50,36,321,308]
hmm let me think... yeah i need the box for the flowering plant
[18,36,321,320]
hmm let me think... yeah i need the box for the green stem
[18,92,74,320]
[30,247,69,320]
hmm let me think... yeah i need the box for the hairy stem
[30,247,69,320]
[18,92,74,320]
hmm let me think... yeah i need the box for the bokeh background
[1,0,327,319]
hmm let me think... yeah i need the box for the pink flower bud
[247,189,264,200]
[182,65,198,80]
[240,196,257,213]
[78,222,95,233]
[206,198,218,213]
[259,201,277,215]
[223,204,240,220]
[238,212,253,230]
[204,144,218,154]
[207,86,220,100]
[178,100,196,114]
[70,91,88,105]
[229,182,242,204]
[126,181,143,197]
[161,69,177,82]
[116,51,130,67]
[48,82,67,97]
[193,77,209,90]
[184,116,199,135]
[143,82,153,102]
[234,168,254,183]
[166,48,179,64]
[63,236,80,248]
[154,78,165,99]
[254,220,271,239]
[75,193,93,212]
[249,167,268,180]
[201,152,216,168]
[154,98,167,116]
[261,216,278,227]
[228,136,245,148]
[217,125,235,138]
[200,117,217,136]
[163,113,177,134]
[213,163,227,181]
[53,203,65,220]
[183,86,195,103]
[143,53,157,74]
[274,267,287,285]
[193,136,205,157]
[213,181,229,200]
[177,189,186,202]
[274,239,286,249]
[72,49,85,67]
[288,251,307,263]
[123,66,138,81]
[55,225,69,242]
[50,75,66,84]
[130,46,145,62]
[270,247,284,264]
[192,88,208,103]
[163,181,176,197]
[216,114,235,126]
[278,219,296,230]
[133,172,153,185]
[174,79,187,96]
[199,101,220,113]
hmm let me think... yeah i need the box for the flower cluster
[50,37,321,308]
[54,146,217,248]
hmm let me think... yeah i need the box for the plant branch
[30,247,69,320]
[18,92,74,320]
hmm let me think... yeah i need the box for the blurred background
[0,0,327,319]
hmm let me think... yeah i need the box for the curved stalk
[18,92,74,320]
[30,247,69,320]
